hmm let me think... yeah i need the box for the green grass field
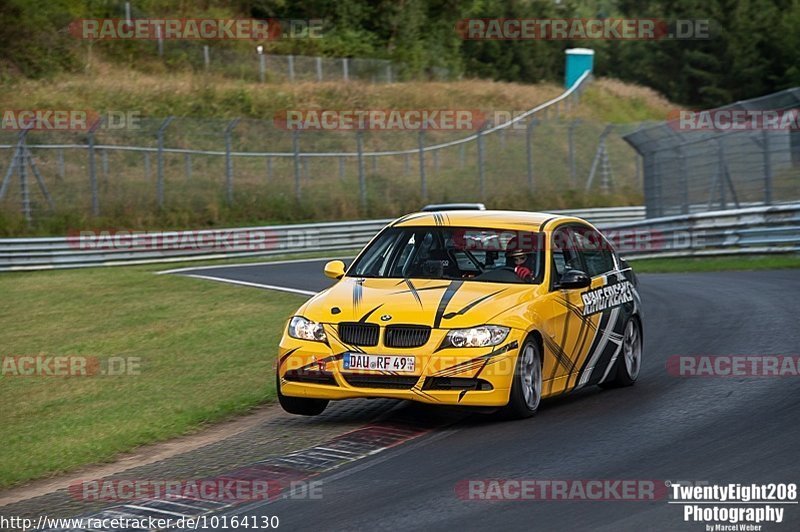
[0,264,304,489]
[630,254,800,273]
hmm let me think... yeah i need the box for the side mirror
[557,269,591,290]
[324,260,346,280]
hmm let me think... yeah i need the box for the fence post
[678,145,688,214]
[316,57,323,81]
[292,129,301,201]
[101,149,109,191]
[477,127,485,201]
[762,130,772,205]
[18,133,31,223]
[225,118,240,205]
[87,117,103,216]
[57,148,65,181]
[526,118,537,192]
[343,58,349,81]
[717,138,727,209]
[259,53,266,83]
[288,55,295,82]
[156,24,163,57]
[418,131,427,202]
[459,143,465,169]
[585,124,613,193]
[185,153,192,181]
[568,119,579,186]
[338,156,345,179]
[203,45,210,71]
[156,116,174,208]
[356,130,366,211]
[0,135,21,204]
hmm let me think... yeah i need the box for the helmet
[506,247,527,259]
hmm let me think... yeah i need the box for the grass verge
[0,265,305,489]
[630,254,800,273]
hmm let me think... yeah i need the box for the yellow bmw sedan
[276,209,642,418]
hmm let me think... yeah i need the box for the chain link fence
[0,74,654,231]
[624,88,800,218]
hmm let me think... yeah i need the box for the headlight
[445,325,510,348]
[288,316,327,342]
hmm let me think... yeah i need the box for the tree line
[2,0,798,108]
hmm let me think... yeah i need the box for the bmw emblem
[380,314,392,322]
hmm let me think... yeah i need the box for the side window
[551,226,583,281]
[573,226,615,278]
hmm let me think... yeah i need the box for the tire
[500,337,543,419]
[276,372,329,416]
[600,318,642,388]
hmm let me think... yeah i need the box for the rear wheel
[276,372,329,416]
[600,318,642,388]
[501,338,542,419]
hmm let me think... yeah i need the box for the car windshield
[348,226,544,284]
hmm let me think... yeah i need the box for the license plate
[343,353,416,372]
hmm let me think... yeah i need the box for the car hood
[300,277,536,328]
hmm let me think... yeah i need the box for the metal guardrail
[607,203,800,260]
[0,205,643,271]
[2,204,796,272]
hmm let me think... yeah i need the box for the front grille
[283,369,337,386]
[385,325,431,348]
[338,322,379,346]
[423,377,493,391]
[342,374,420,389]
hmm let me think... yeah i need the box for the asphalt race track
[170,260,800,531]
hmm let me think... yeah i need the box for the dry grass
[593,78,675,111]
[1,61,567,119]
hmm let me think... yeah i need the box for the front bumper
[277,325,524,407]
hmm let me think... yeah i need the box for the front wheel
[600,318,642,388]
[276,373,329,416]
[501,338,542,419]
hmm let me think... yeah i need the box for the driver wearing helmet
[506,247,533,281]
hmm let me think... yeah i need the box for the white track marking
[182,274,317,296]
[155,256,354,275]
